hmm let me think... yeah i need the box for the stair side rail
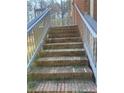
[27,8,51,69]
[73,4,97,81]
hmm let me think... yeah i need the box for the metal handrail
[27,8,50,32]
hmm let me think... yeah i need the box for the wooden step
[43,42,83,49]
[28,66,92,80]
[46,37,82,43]
[50,25,78,30]
[40,49,86,57]
[48,29,79,34]
[35,57,88,66]
[48,33,80,38]
[27,80,96,93]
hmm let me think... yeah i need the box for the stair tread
[48,33,80,37]
[46,37,82,43]
[30,66,92,74]
[50,25,78,29]
[49,31,79,34]
[47,37,81,40]
[37,56,88,61]
[44,42,83,49]
[44,42,83,45]
[42,48,85,52]
[49,29,78,33]
[28,80,96,92]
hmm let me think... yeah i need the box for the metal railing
[27,6,73,69]
[27,8,51,69]
[74,4,97,81]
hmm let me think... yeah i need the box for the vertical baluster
[88,27,92,59]
[88,28,90,48]
[85,24,87,44]
[38,23,41,45]
[85,25,88,45]
[91,33,94,61]
[32,29,35,53]
[28,32,32,60]
[35,24,40,57]
[40,21,43,38]
[48,11,50,26]
[46,15,49,27]
[28,32,31,60]
[80,22,82,37]
[35,26,39,49]
[95,38,97,65]
[39,22,42,43]
[27,34,30,63]
[30,31,34,58]
[93,38,97,66]
[36,25,39,44]
[93,38,95,65]
[39,21,42,55]
[33,28,37,52]
[83,22,86,43]
[31,31,34,56]
[83,24,87,43]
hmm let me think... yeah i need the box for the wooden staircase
[27,25,97,93]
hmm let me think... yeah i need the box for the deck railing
[73,4,97,81]
[27,6,73,69]
[27,8,51,69]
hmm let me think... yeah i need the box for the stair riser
[50,26,78,31]
[28,73,92,80]
[50,26,78,29]
[35,60,88,67]
[46,38,82,43]
[48,33,80,38]
[48,30,79,34]
[28,91,97,93]
[43,44,83,49]
[40,51,86,57]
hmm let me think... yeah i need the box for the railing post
[93,38,97,66]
